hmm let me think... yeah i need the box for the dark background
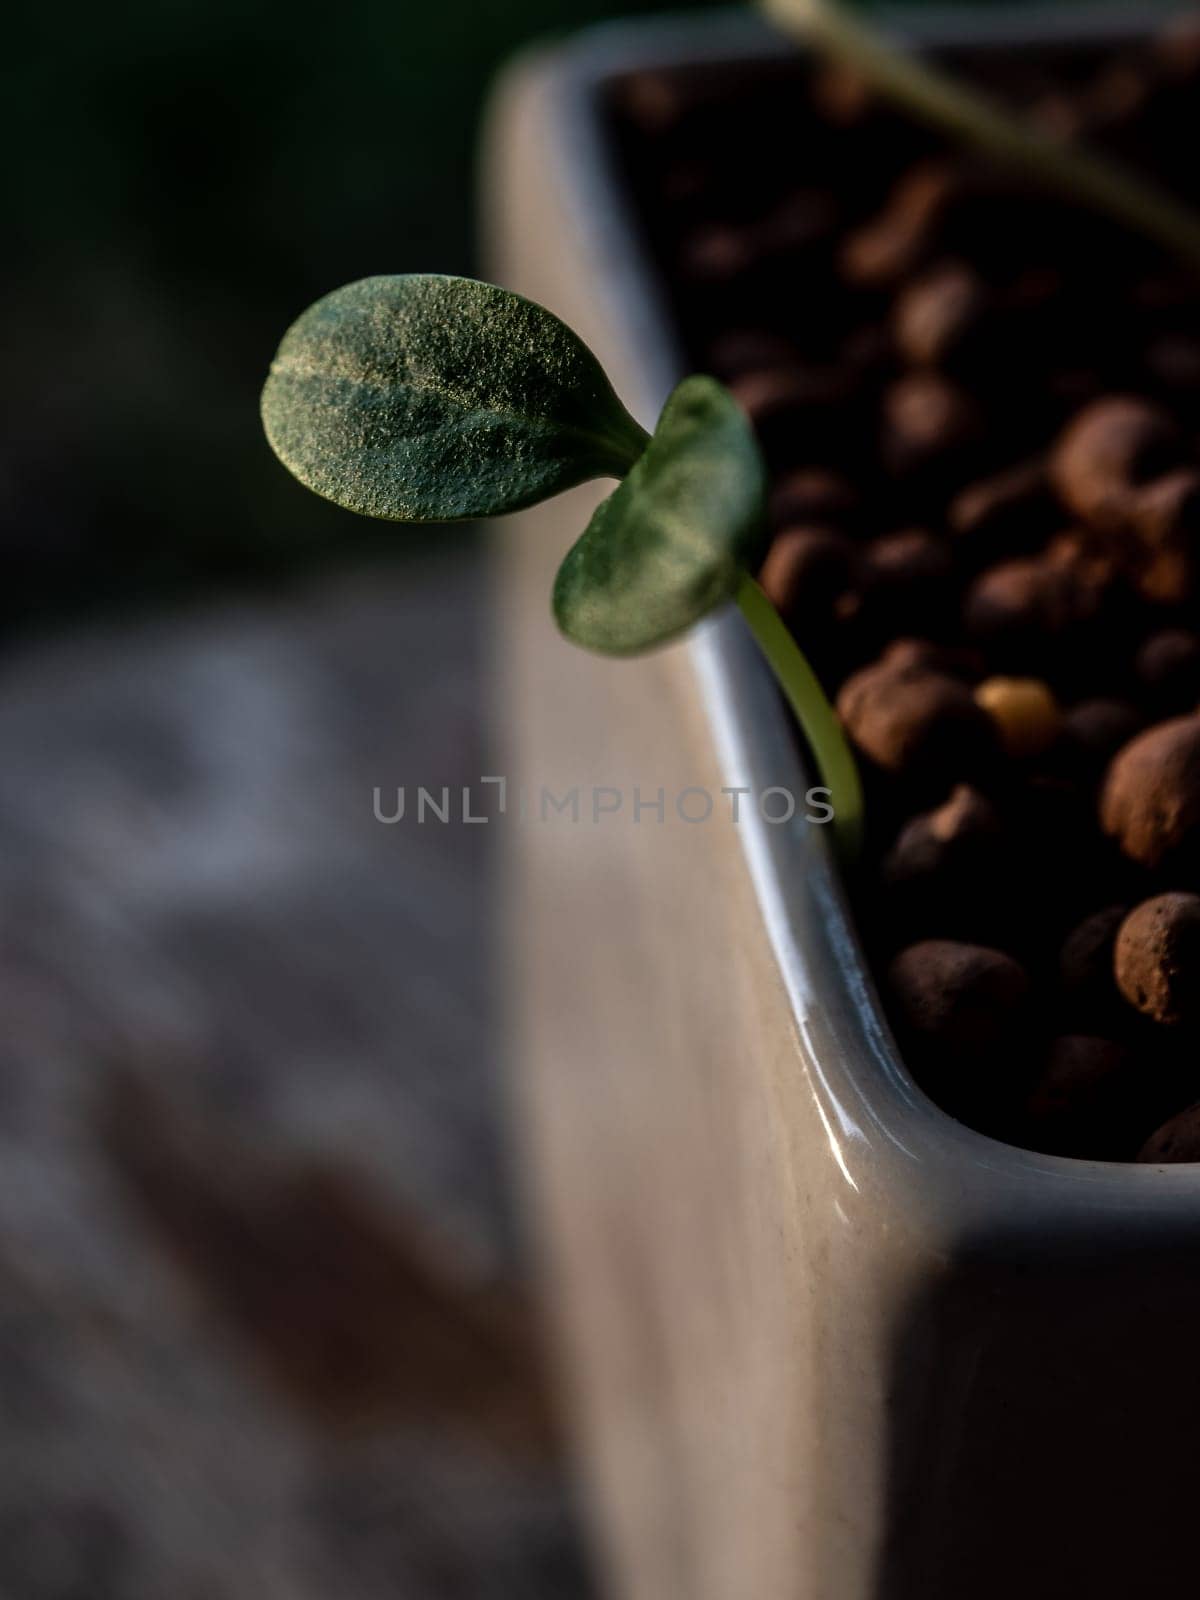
[1,3,703,1598]
[4,0,702,633]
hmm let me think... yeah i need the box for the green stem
[736,574,864,864]
[763,0,1200,276]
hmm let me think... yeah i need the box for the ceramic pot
[486,12,1200,1596]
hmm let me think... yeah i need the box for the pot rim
[524,3,1200,1231]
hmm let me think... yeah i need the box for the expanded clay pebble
[1135,629,1200,711]
[615,69,689,133]
[1132,468,1200,546]
[1100,715,1200,871]
[1049,396,1180,529]
[1138,1101,1200,1163]
[882,638,983,679]
[881,788,1008,942]
[681,192,840,285]
[892,259,991,369]
[888,939,1030,1052]
[860,529,953,590]
[1024,1035,1135,1159]
[1114,892,1200,1025]
[840,161,955,288]
[809,60,874,126]
[1068,902,1132,998]
[768,467,859,529]
[728,364,856,459]
[881,371,982,479]
[758,527,856,623]
[948,458,1061,567]
[883,783,1001,885]
[837,659,997,782]
[856,530,954,635]
[962,545,1112,669]
[1129,471,1200,605]
[974,676,1061,760]
[1058,699,1146,777]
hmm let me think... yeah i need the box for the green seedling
[262,273,864,860]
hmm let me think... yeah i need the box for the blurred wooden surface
[0,553,593,1598]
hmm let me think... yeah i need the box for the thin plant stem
[736,573,864,864]
[763,0,1200,276]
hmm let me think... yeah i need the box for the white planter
[485,11,1200,1597]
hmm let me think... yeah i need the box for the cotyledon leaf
[553,375,768,655]
[261,275,651,522]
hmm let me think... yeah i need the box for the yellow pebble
[974,676,1061,760]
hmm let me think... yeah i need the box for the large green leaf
[261,275,650,522]
[553,376,767,656]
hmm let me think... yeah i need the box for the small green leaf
[261,275,650,522]
[553,375,767,655]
